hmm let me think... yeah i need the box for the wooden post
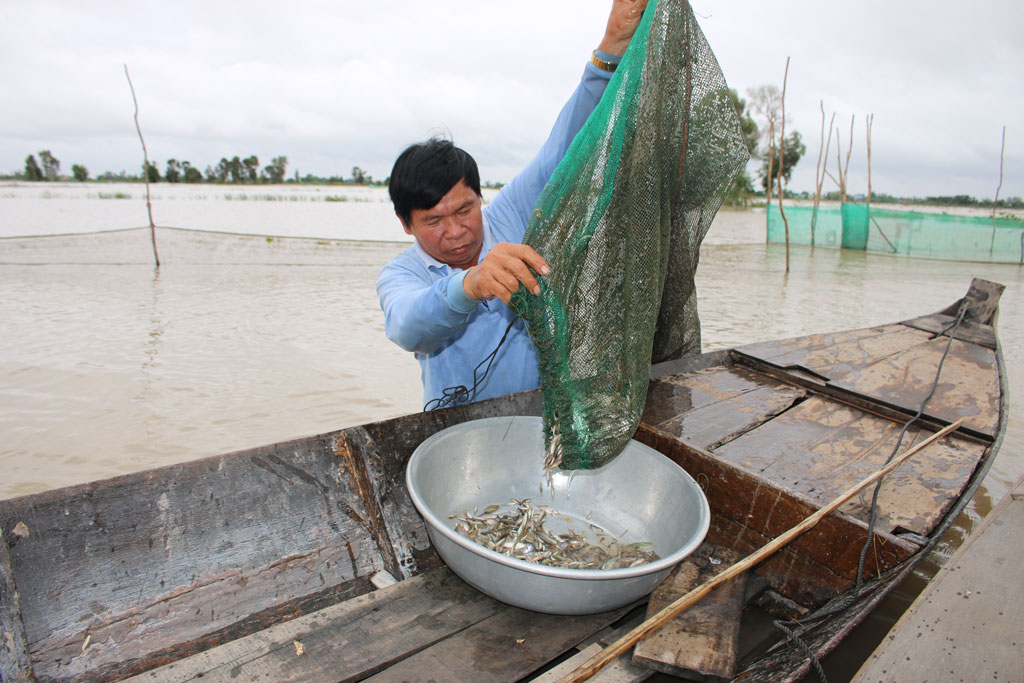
[832,115,855,205]
[124,65,160,268]
[765,118,775,215]
[811,102,834,248]
[556,419,964,683]
[832,127,845,204]
[989,125,1005,256]
[843,115,855,204]
[776,57,791,274]
[866,113,874,206]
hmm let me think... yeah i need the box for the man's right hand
[598,0,649,56]
[463,243,550,304]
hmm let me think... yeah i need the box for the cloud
[692,0,1024,198]
[2,1,1021,198]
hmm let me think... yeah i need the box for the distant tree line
[8,148,1016,208]
[14,151,387,186]
[812,190,1023,210]
[141,155,292,184]
[23,150,61,181]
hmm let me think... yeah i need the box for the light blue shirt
[377,58,617,408]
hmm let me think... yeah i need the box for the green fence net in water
[509,0,748,470]
[767,204,1024,263]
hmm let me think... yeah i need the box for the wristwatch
[590,51,618,73]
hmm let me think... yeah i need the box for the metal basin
[406,416,710,615]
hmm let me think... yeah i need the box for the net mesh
[767,204,1024,263]
[509,0,749,470]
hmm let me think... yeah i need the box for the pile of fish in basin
[406,416,710,615]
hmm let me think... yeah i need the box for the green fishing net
[509,0,749,470]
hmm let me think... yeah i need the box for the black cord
[772,300,970,682]
[423,316,520,411]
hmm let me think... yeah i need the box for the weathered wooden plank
[1,526,34,682]
[642,368,804,451]
[957,277,1004,324]
[854,480,1024,682]
[362,601,638,682]
[713,397,984,535]
[124,567,504,683]
[901,313,997,348]
[1,431,391,682]
[734,324,933,383]
[650,349,734,379]
[644,366,780,422]
[632,544,746,681]
[634,425,918,608]
[0,389,543,682]
[534,643,652,682]
[830,335,1000,437]
[335,427,422,581]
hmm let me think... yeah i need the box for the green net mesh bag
[509,0,749,470]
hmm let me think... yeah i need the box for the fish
[543,410,563,489]
[450,498,660,570]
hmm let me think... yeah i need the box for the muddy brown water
[1,184,1021,679]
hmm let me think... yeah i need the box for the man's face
[401,179,484,270]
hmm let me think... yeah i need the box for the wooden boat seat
[633,543,747,681]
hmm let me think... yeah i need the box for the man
[378,1,647,408]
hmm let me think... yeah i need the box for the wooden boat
[0,278,1007,682]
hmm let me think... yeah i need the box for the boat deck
[122,566,645,683]
[854,477,1024,682]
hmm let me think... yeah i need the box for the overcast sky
[2,1,1021,199]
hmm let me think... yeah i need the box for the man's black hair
[388,137,481,226]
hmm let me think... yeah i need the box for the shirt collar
[413,213,497,273]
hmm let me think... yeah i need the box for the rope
[772,300,970,682]
[423,316,520,411]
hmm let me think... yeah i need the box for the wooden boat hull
[0,279,1007,682]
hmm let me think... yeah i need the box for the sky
[2,0,1021,199]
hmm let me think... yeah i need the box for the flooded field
[1,182,1019,493]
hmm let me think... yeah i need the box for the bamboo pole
[124,65,160,268]
[557,418,965,683]
[776,57,791,274]
[989,125,1005,256]
[834,127,845,204]
[811,102,834,247]
[866,113,874,206]
[765,117,776,213]
[842,115,855,202]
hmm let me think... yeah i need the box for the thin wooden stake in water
[776,56,791,274]
[557,418,964,683]
[989,125,1005,257]
[811,102,835,248]
[866,113,875,206]
[124,64,160,268]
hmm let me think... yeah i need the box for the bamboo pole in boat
[557,418,965,683]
